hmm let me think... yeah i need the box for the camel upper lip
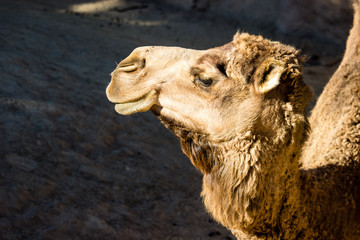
[107,86,153,104]
[115,90,153,104]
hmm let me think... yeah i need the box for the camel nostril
[117,62,138,72]
[117,58,146,72]
[140,58,146,68]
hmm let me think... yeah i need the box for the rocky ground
[0,0,352,239]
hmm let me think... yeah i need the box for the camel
[106,1,360,239]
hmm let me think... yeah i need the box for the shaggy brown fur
[158,34,314,238]
[106,1,360,239]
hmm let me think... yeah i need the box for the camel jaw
[114,90,157,115]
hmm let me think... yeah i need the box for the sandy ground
[0,0,350,239]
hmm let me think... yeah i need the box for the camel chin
[114,89,157,115]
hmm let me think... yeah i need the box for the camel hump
[300,0,360,169]
[342,0,360,63]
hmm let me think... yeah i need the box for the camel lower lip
[114,90,157,115]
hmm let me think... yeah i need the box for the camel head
[106,32,313,172]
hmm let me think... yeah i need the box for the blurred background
[0,0,353,239]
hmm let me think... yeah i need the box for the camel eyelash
[194,76,214,87]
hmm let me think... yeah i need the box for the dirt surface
[0,0,351,239]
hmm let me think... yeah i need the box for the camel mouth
[114,90,157,115]
[150,104,163,116]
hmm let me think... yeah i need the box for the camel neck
[159,98,311,237]
[201,131,307,238]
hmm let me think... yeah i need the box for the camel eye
[195,77,213,87]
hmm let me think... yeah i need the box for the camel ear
[253,59,285,94]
